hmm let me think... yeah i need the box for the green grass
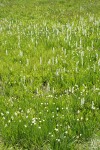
[0,0,100,149]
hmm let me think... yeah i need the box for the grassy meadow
[0,0,100,149]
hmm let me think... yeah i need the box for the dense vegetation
[0,0,100,149]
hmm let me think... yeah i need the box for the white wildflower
[38,126,41,129]
[54,128,59,132]
[5,124,7,127]
[1,112,4,116]
[81,98,85,105]
[6,111,9,114]
[24,125,27,128]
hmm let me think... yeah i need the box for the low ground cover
[0,0,100,149]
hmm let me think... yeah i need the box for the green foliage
[0,0,100,149]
